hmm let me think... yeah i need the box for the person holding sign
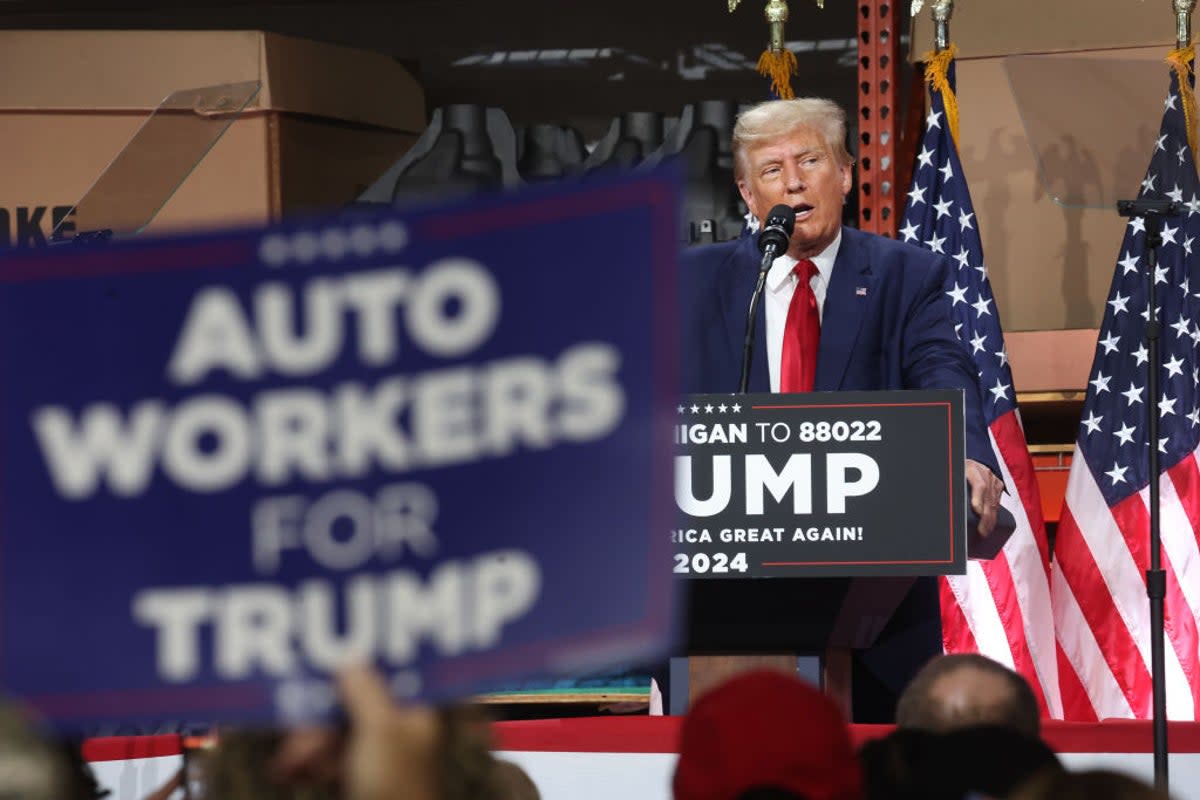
[678,97,1003,720]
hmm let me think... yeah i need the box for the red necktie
[780,258,820,393]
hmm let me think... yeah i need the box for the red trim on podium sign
[82,734,183,762]
[491,718,1200,755]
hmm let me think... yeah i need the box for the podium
[672,390,1014,716]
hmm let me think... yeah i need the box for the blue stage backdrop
[0,169,680,728]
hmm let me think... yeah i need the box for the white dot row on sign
[258,221,409,266]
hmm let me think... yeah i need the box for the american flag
[1053,63,1200,720]
[900,56,1062,717]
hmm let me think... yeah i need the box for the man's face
[737,125,853,260]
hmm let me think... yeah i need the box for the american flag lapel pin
[856,286,868,296]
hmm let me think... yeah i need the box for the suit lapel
[815,228,875,390]
[719,236,770,393]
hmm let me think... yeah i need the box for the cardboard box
[905,44,1182,391]
[907,0,1188,393]
[909,0,1176,59]
[0,30,425,246]
[952,46,1172,334]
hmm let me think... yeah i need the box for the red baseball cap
[673,669,862,800]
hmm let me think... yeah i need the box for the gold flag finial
[911,0,953,50]
[1176,0,1197,49]
[730,0,822,13]
[758,0,798,97]
[764,0,790,51]
[728,0,829,99]
[931,0,953,52]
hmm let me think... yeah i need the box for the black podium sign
[672,390,966,578]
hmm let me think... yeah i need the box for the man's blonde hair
[732,98,854,179]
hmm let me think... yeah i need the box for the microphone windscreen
[758,204,795,254]
[765,204,796,233]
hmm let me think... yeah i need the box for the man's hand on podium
[965,459,1004,537]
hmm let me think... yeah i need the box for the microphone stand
[738,243,781,393]
[1116,196,1179,792]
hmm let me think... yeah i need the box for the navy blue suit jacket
[680,225,998,473]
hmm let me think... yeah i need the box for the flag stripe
[1054,638,1102,722]
[999,513,1062,716]
[978,554,1045,703]
[992,421,1062,715]
[994,411,1052,570]
[940,576,980,655]
[1057,480,1154,716]
[1052,523,1138,719]
[1168,452,1200,620]
[1168,455,1200,718]
[950,564,1015,669]
[1112,494,1196,720]
[1140,468,1200,717]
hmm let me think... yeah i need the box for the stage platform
[81,718,1200,800]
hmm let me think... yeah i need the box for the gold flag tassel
[921,43,961,150]
[1166,45,1198,163]
[757,0,797,99]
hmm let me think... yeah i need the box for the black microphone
[758,204,795,259]
[739,205,796,393]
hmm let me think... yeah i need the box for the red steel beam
[856,0,899,237]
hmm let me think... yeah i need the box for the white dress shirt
[764,232,842,392]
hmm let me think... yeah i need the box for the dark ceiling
[0,0,892,133]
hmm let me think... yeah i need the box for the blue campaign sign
[0,169,680,728]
